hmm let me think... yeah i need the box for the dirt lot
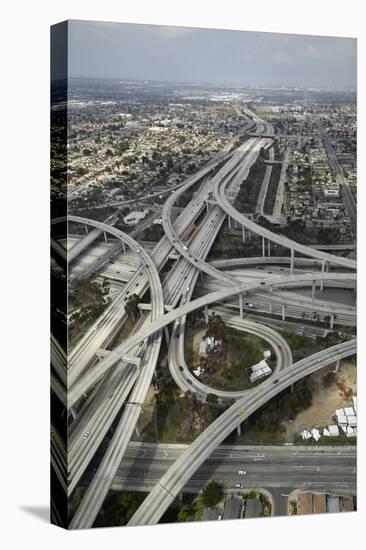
[284,360,356,439]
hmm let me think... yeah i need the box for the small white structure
[337,415,348,426]
[301,430,312,440]
[346,426,356,437]
[344,407,355,417]
[199,336,222,355]
[311,428,321,441]
[193,367,204,378]
[249,359,272,383]
[263,350,271,359]
[347,415,357,427]
[328,425,340,437]
[123,209,149,226]
[199,340,208,354]
[323,428,330,437]
[352,396,357,413]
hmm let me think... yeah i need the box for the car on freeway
[278,345,282,351]
[179,366,184,371]
[183,244,188,251]
[136,248,141,254]
[187,379,193,385]
[260,281,266,285]
[273,379,279,384]
[238,470,246,475]
[238,409,245,416]
[235,484,241,489]
[83,431,90,439]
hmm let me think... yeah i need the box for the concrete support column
[330,314,334,329]
[228,215,232,230]
[269,301,273,314]
[242,226,246,243]
[334,359,340,373]
[122,242,126,254]
[84,224,89,234]
[282,304,286,321]
[239,293,244,319]
[164,327,170,347]
[237,424,242,437]
[290,248,295,275]
[104,231,107,243]
[134,426,141,438]
[320,260,325,292]
[262,236,266,258]
[204,305,209,325]
[312,280,316,301]
[267,240,271,256]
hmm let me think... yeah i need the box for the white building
[249,360,272,383]
[123,209,149,226]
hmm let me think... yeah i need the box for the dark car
[179,366,184,372]
[187,379,193,385]
[273,379,279,384]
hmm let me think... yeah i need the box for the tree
[206,393,218,406]
[201,481,223,507]
[177,502,196,522]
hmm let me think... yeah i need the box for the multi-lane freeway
[113,443,356,499]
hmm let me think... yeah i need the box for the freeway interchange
[51,110,357,529]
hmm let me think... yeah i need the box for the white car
[238,470,247,475]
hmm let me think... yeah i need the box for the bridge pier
[262,236,266,258]
[104,231,107,243]
[330,314,335,329]
[333,359,340,373]
[267,240,271,256]
[242,226,246,242]
[164,327,170,347]
[269,301,273,314]
[320,260,326,291]
[290,248,295,275]
[204,305,209,325]
[239,293,244,319]
[312,280,316,301]
[228,215,232,230]
[84,224,89,234]
[282,304,286,321]
[237,424,242,437]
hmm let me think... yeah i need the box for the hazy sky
[66,20,356,89]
